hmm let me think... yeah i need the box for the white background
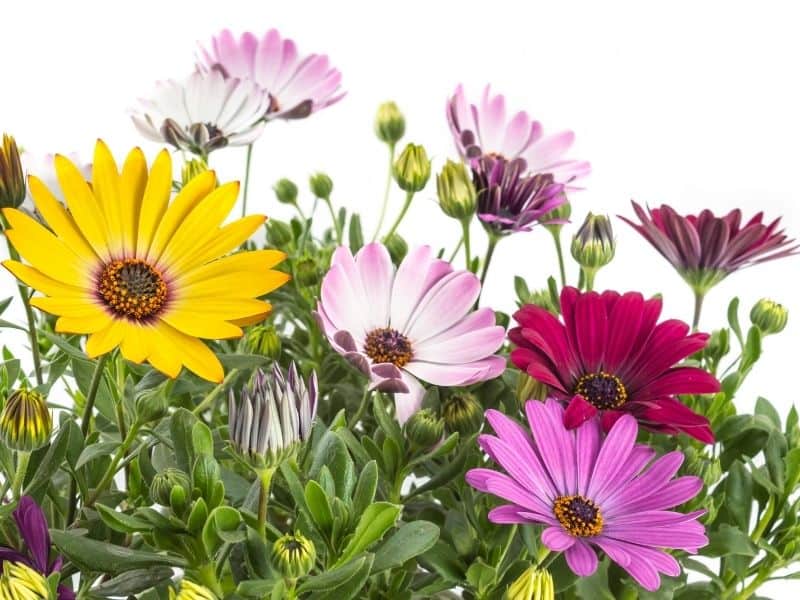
[1,0,799,596]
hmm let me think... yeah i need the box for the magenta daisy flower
[316,243,506,422]
[620,201,799,295]
[510,287,719,443]
[197,28,344,120]
[466,400,707,591]
[447,84,590,185]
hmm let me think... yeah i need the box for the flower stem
[80,354,110,438]
[324,198,342,244]
[476,234,500,306]
[193,368,239,415]
[11,451,30,499]
[692,291,705,331]
[241,143,254,218]
[348,387,372,429]
[85,422,141,507]
[257,467,276,540]
[583,268,596,292]
[297,198,319,254]
[550,228,567,288]
[372,143,396,241]
[384,191,414,241]
[448,236,464,263]
[461,219,472,268]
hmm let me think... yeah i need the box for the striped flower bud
[0,389,52,452]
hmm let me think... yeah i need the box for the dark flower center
[553,494,604,537]
[574,371,628,409]
[98,259,168,321]
[364,328,413,367]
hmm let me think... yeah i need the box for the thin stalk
[448,236,464,263]
[324,198,342,244]
[257,467,276,539]
[115,355,129,485]
[476,235,500,306]
[550,228,567,288]
[348,387,372,429]
[193,368,239,415]
[692,291,705,331]
[371,143,396,241]
[11,451,30,499]
[583,268,596,292]
[85,423,141,507]
[461,219,472,268]
[297,197,319,253]
[241,143,254,217]
[384,191,414,240]
[80,354,110,438]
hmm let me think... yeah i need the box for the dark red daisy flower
[509,286,720,443]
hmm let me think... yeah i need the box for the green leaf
[192,421,214,458]
[299,554,374,597]
[727,297,743,347]
[702,524,757,557]
[169,409,198,473]
[218,353,270,370]
[310,430,356,500]
[351,460,378,516]
[202,506,245,554]
[75,442,119,470]
[24,423,71,501]
[51,530,186,574]
[96,504,154,534]
[724,461,752,531]
[466,559,497,595]
[372,394,403,447]
[740,326,762,372]
[335,501,401,566]
[305,480,334,531]
[575,558,615,599]
[89,567,174,597]
[419,540,465,581]
[755,397,781,429]
[348,214,364,253]
[514,276,530,303]
[784,447,800,493]
[371,521,440,573]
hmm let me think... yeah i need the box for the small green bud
[437,160,477,221]
[266,219,293,247]
[383,233,408,264]
[525,289,559,315]
[750,298,788,335]
[705,329,730,360]
[150,468,192,506]
[517,373,549,405]
[0,134,26,209]
[404,408,444,448]
[273,178,299,205]
[271,532,316,580]
[542,199,571,235]
[571,213,615,271]
[0,389,52,452]
[506,566,554,600]
[309,172,333,200]
[169,580,217,600]
[374,101,406,146]
[246,324,282,360]
[134,387,168,424]
[441,393,483,435]
[181,158,213,188]
[393,143,430,192]
[294,256,321,287]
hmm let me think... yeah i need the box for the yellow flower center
[553,495,604,537]
[363,328,413,367]
[0,562,50,600]
[98,259,168,320]
[573,371,628,410]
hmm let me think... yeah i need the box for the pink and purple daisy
[466,400,707,591]
[316,243,506,422]
[510,287,719,442]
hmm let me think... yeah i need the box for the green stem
[241,143,254,218]
[196,563,224,598]
[297,198,319,253]
[476,235,500,306]
[448,236,464,263]
[324,198,342,244]
[257,467,276,539]
[495,524,517,570]
[461,219,472,268]
[2,218,43,386]
[193,368,239,415]
[583,268,596,292]
[80,354,110,438]
[729,571,772,600]
[371,143,396,241]
[348,387,372,429]
[11,451,30,499]
[692,291,705,331]
[550,228,567,288]
[384,191,414,240]
[85,423,141,507]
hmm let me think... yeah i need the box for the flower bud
[0,134,26,209]
[271,532,316,580]
[294,256,321,287]
[571,213,615,271]
[441,393,483,435]
[437,160,477,221]
[266,220,293,247]
[309,172,333,200]
[134,387,168,424]
[273,178,299,205]
[393,143,431,192]
[404,408,444,448]
[383,233,408,264]
[704,329,730,360]
[245,324,282,360]
[181,159,214,188]
[505,566,554,600]
[0,389,52,452]
[374,101,405,146]
[542,199,571,235]
[0,561,50,600]
[517,373,548,404]
[169,579,217,600]
[750,298,788,335]
[150,468,192,506]
[525,290,559,315]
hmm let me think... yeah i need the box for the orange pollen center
[363,328,413,367]
[553,494,604,537]
[98,259,168,321]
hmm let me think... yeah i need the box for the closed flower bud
[246,324,282,360]
[383,233,408,263]
[0,134,26,209]
[181,158,214,188]
[274,178,299,205]
[374,101,405,146]
[525,290,559,315]
[309,172,333,200]
[437,160,477,221]
[134,387,168,424]
[294,256,321,287]
[0,389,52,452]
[704,329,730,360]
[150,468,192,506]
[441,393,483,435]
[542,199,571,235]
[506,566,554,600]
[750,298,788,335]
[404,408,444,448]
[271,532,316,580]
[517,373,549,404]
[0,562,50,600]
[169,580,217,600]
[393,143,430,192]
[571,213,615,271]
[266,219,293,247]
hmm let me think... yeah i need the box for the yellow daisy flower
[1,140,289,382]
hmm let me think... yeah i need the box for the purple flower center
[554,494,604,537]
[574,371,628,410]
[364,328,413,367]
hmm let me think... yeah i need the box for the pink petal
[413,324,505,364]
[355,242,394,331]
[586,414,638,501]
[565,540,599,577]
[542,526,576,551]
[393,372,425,424]
[389,246,452,333]
[564,395,598,430]
[405,271,481,342]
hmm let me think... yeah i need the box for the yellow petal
[56,311,114,335]
[119,148,148,258]
[119,322,149,363]
[136,150,172,259]
[92,140,125,256]
[168,215,266,274]
[179,269,290,300]
[160,310,243,339]
[175,249,286,286]
[84,319,128,356]
[3,260,85,297]
[167,298,271,320]
[27,175,99,262]
[3,209,90,286]
[143,323,182,378]
[229,307,272,327]
[151,321,224,382]
[146,170,217,264]
[30,296,106,318]
[55,154,111,261]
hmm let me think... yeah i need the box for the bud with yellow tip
[393,143,430,193]
[0,389,52,452]
[437,160,477,222]
[750,298,788,335]
[0,134,25,209]
[505,566,554,600]
[374,101,405,146]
